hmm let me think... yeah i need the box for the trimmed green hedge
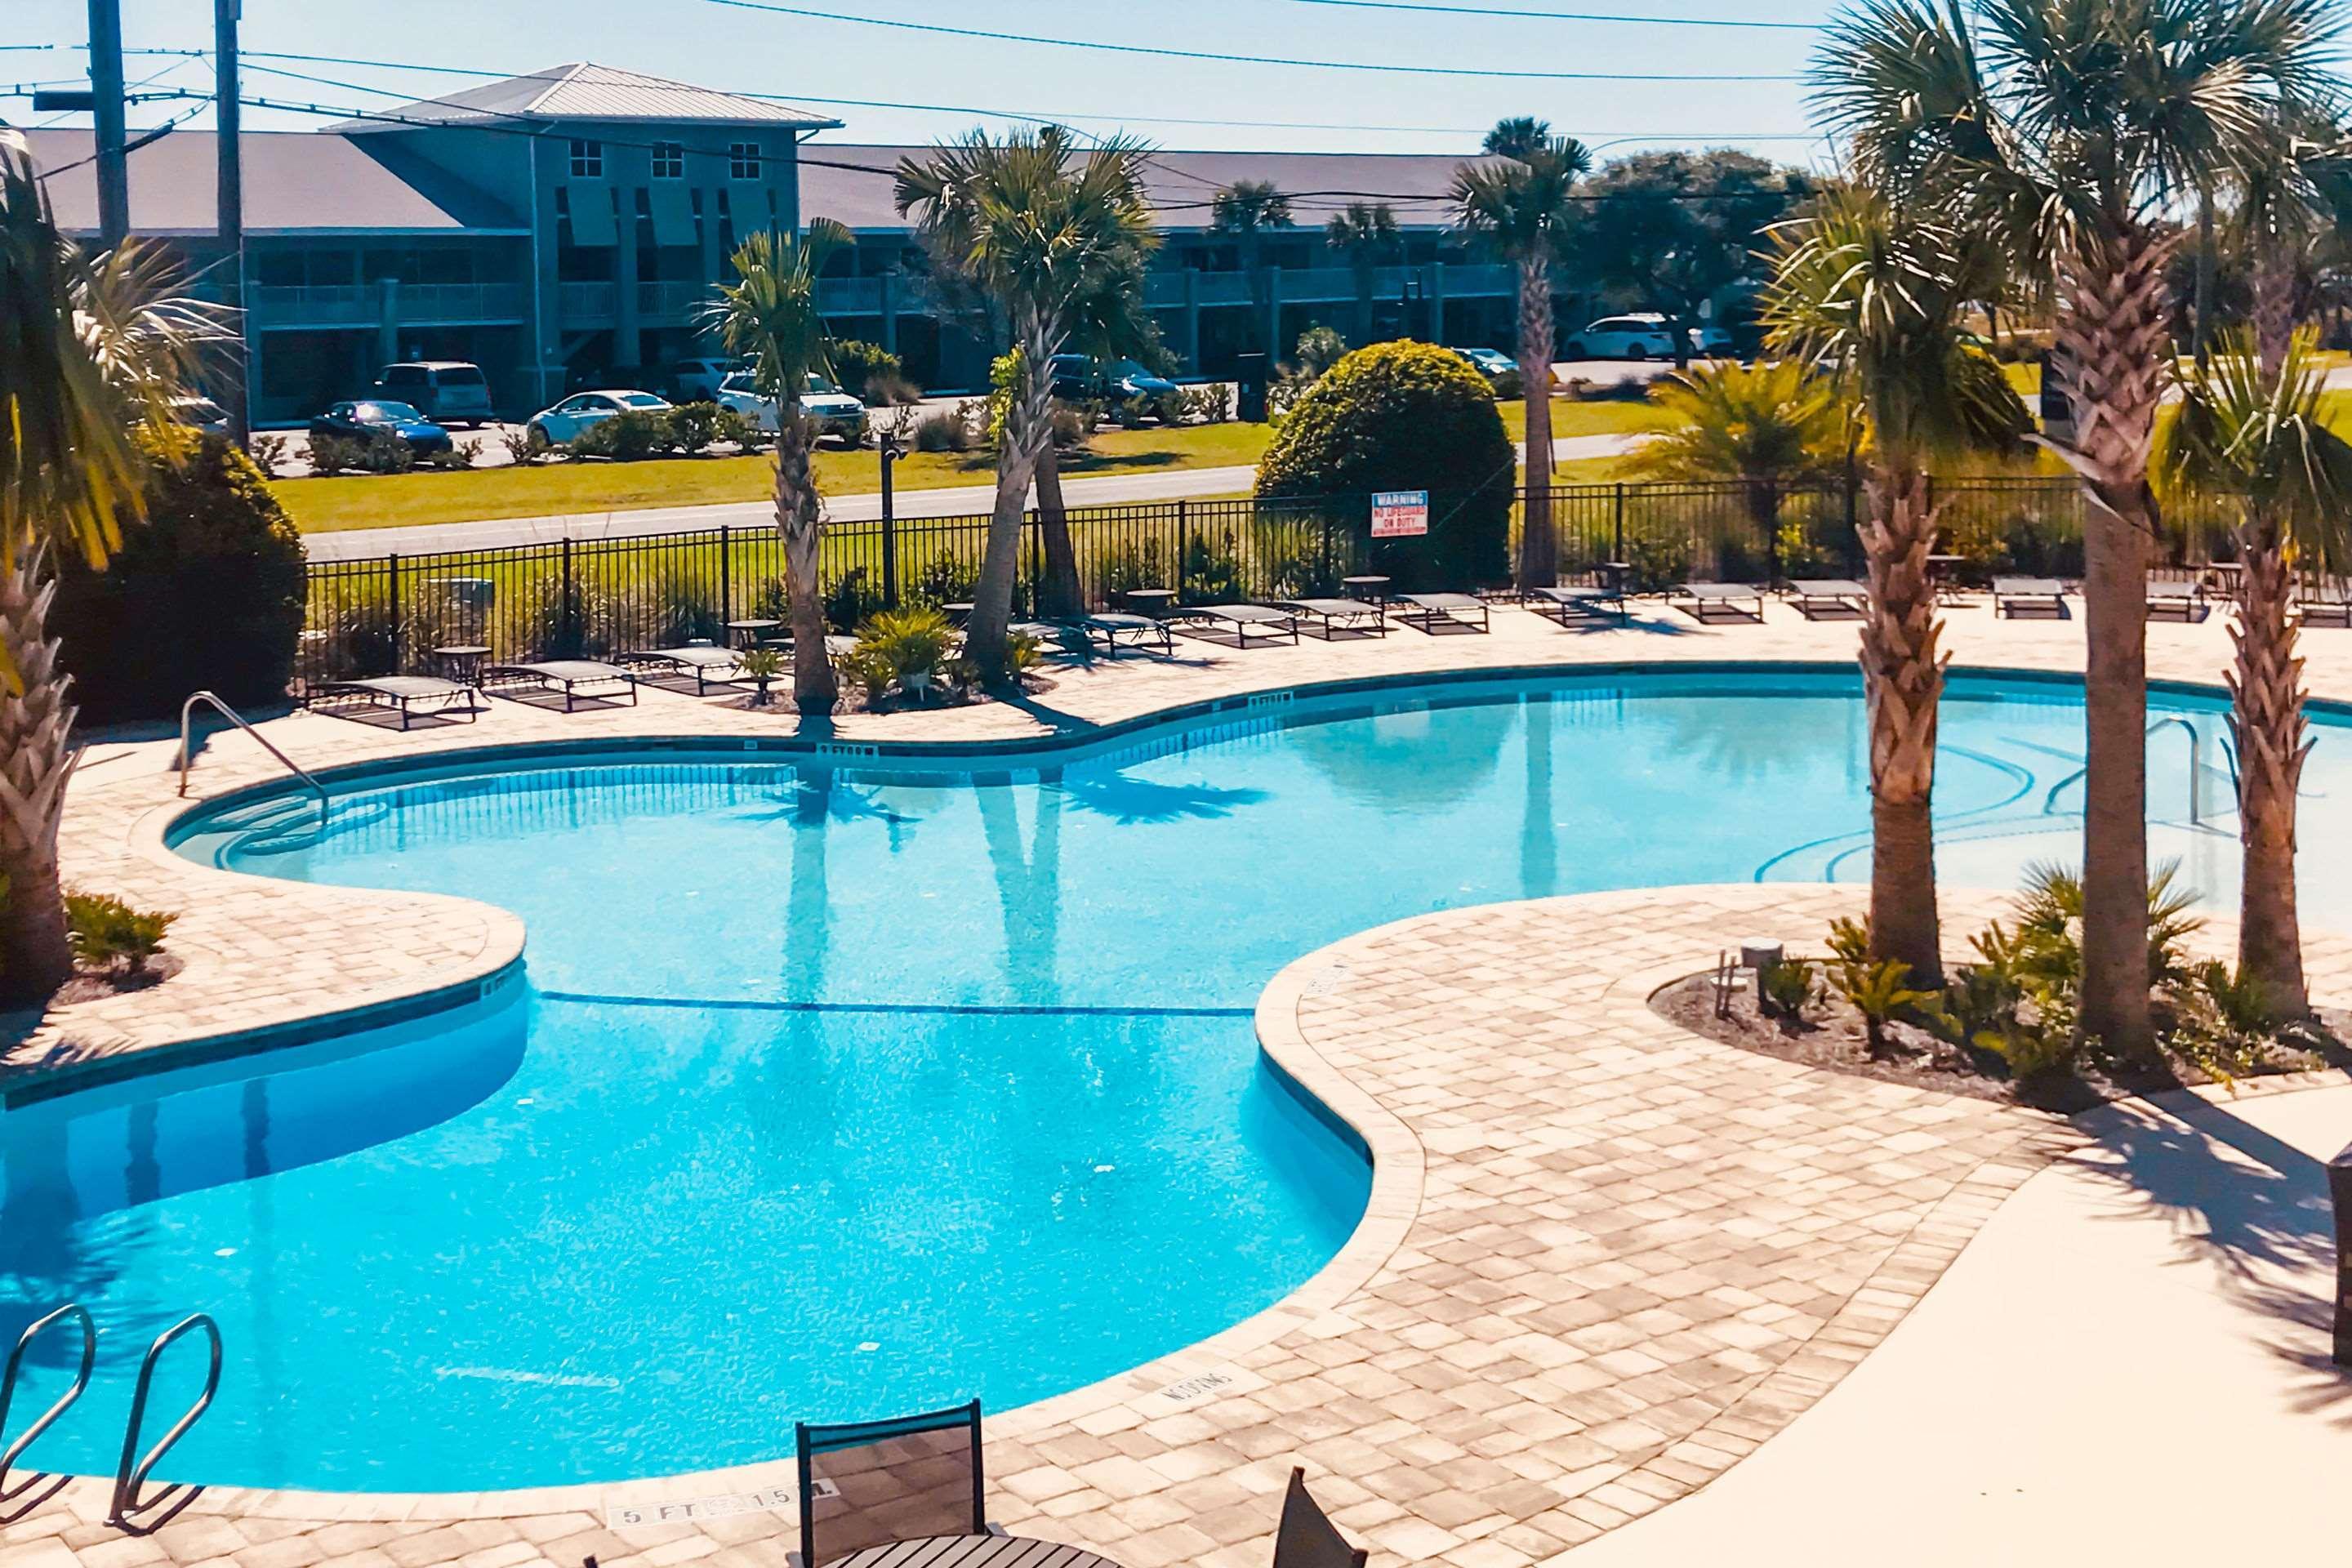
[54,430,308,722]
[1253,340,1514,588]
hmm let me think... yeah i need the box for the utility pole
[87,0,128,247]
[215,0,249,444]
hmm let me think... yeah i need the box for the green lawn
[274,421,1277,534]
[1498,396,1662,444]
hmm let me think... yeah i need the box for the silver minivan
[372,361,495,426]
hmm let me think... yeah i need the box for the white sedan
[715,372,867,445]
[525,390,672,448]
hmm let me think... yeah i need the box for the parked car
[1450,346,1517,381]
[670,357,747,402]
[1048,354,1181,407]
[308,400,453,457]
[1558,315,1682,361]
[372,361,495,426]
[525,390,674,448]
[713,372,867,445]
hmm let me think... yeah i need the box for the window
[728,140,762,179]
[569,138,603,178]
[652,140,684,180]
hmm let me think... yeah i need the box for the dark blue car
[309,399,453,456]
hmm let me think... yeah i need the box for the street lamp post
[879,432,903,608]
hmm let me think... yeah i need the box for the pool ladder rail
[177,689,330,816]
[0,1303,224,1533]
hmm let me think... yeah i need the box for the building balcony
[248,282,528,330]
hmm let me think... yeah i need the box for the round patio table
[1341,574,1390,605]
[832,1538,1125,1568]
[726,617,781,649]
[1121,587,1177,617]
[431,644,491,709]
[942,601,976,624]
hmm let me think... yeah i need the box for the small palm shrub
[1828,953,1941,1058]
[1759,957,1819,1020]
[851,606,956,702]
[65,892,176,974]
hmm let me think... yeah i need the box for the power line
[688,0,1804,80]
[107,46,1815,147]
[1268,0,1815,28]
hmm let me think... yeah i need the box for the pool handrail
[177,690,328,809]
[109,1313,222,1529]
[0,1303,96,1508]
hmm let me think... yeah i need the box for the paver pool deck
[3,595,2350,1567]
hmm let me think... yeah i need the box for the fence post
[1612,484,1626,563]
[387,553,402,674]
[560,537,577,657]
[719,523,731,626]
[1177,498,1190,602]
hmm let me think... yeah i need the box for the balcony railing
[638,280,713,319]
[558,281,617,320]
[247,283,528,327]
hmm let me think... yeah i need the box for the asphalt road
[301,430,1648,561]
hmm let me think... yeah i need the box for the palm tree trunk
[1516,256,1557,589]
[968,316,1056,680]
[2253,252,2296,381]
[2054,224,2168,1056]
[1857,468,1945,987]
[1035,442,1083,619]
[773,396,838,715]
[2228,528,2310,1014]
[0,548,78,1003]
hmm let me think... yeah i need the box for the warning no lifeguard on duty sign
[1370,490,1429,538]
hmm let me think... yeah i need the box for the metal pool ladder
[0,1303,96,1517]
[0,1305,225,1533]
[176,689,328,813]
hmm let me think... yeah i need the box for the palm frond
[2160,325,2352,572]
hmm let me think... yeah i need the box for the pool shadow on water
[2067,1089,2352,1420]
[1058,773,1271,826]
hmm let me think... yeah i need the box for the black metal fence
[298,474,2195,688]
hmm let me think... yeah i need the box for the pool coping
[6,635,2325,1521]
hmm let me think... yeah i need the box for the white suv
[715,372,867,445]
[1559,315,1682,362]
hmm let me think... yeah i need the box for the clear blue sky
[11,0,1838,162]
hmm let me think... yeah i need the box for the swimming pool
[3,665,2344,1494]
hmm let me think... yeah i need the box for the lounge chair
[307,675,476,729]
[2146,579,2211,622]
[1393,592,1491,635]
[1671,581,1768,624]
[1178,604,1303,648]
[482,659,639,710]
[1993,577,2069,618]
[1784,578,1869,620]
[795,1401,984,1568]
[1278,598,1389,639]
[1062,612,1174,657]
[1273,1468,1368,1568]
[1524,583,1628,626]
[2301,577,2351,628]
[621,644,745,696]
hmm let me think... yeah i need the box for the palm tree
[1324,202,1400,347]
[1813,0,2344,1053]
[704,220,853,715]
[897,128,1158,675]
[2160,330,2352,1015]
[1628,359,1848,556]
[1453,122,1592,590]
[1764,184,2030,986]
[1210,180,1294,356]
[0,137,224,1000]
[2231,114,2352,376]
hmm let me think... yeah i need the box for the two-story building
[24,61,1577,422]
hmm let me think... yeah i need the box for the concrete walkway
[1569,1083,2352,1565]
[298,434,1644,560]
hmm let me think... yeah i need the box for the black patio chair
[1272,1467,1367,1568]
[795,1400,985,1568]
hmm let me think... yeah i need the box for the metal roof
[801,145,1499,232]
[334,63,841,133]
[21,128,524,235]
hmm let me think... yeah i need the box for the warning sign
[1370,490,1430,538]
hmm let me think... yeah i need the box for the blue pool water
[3,666,2347,1494]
